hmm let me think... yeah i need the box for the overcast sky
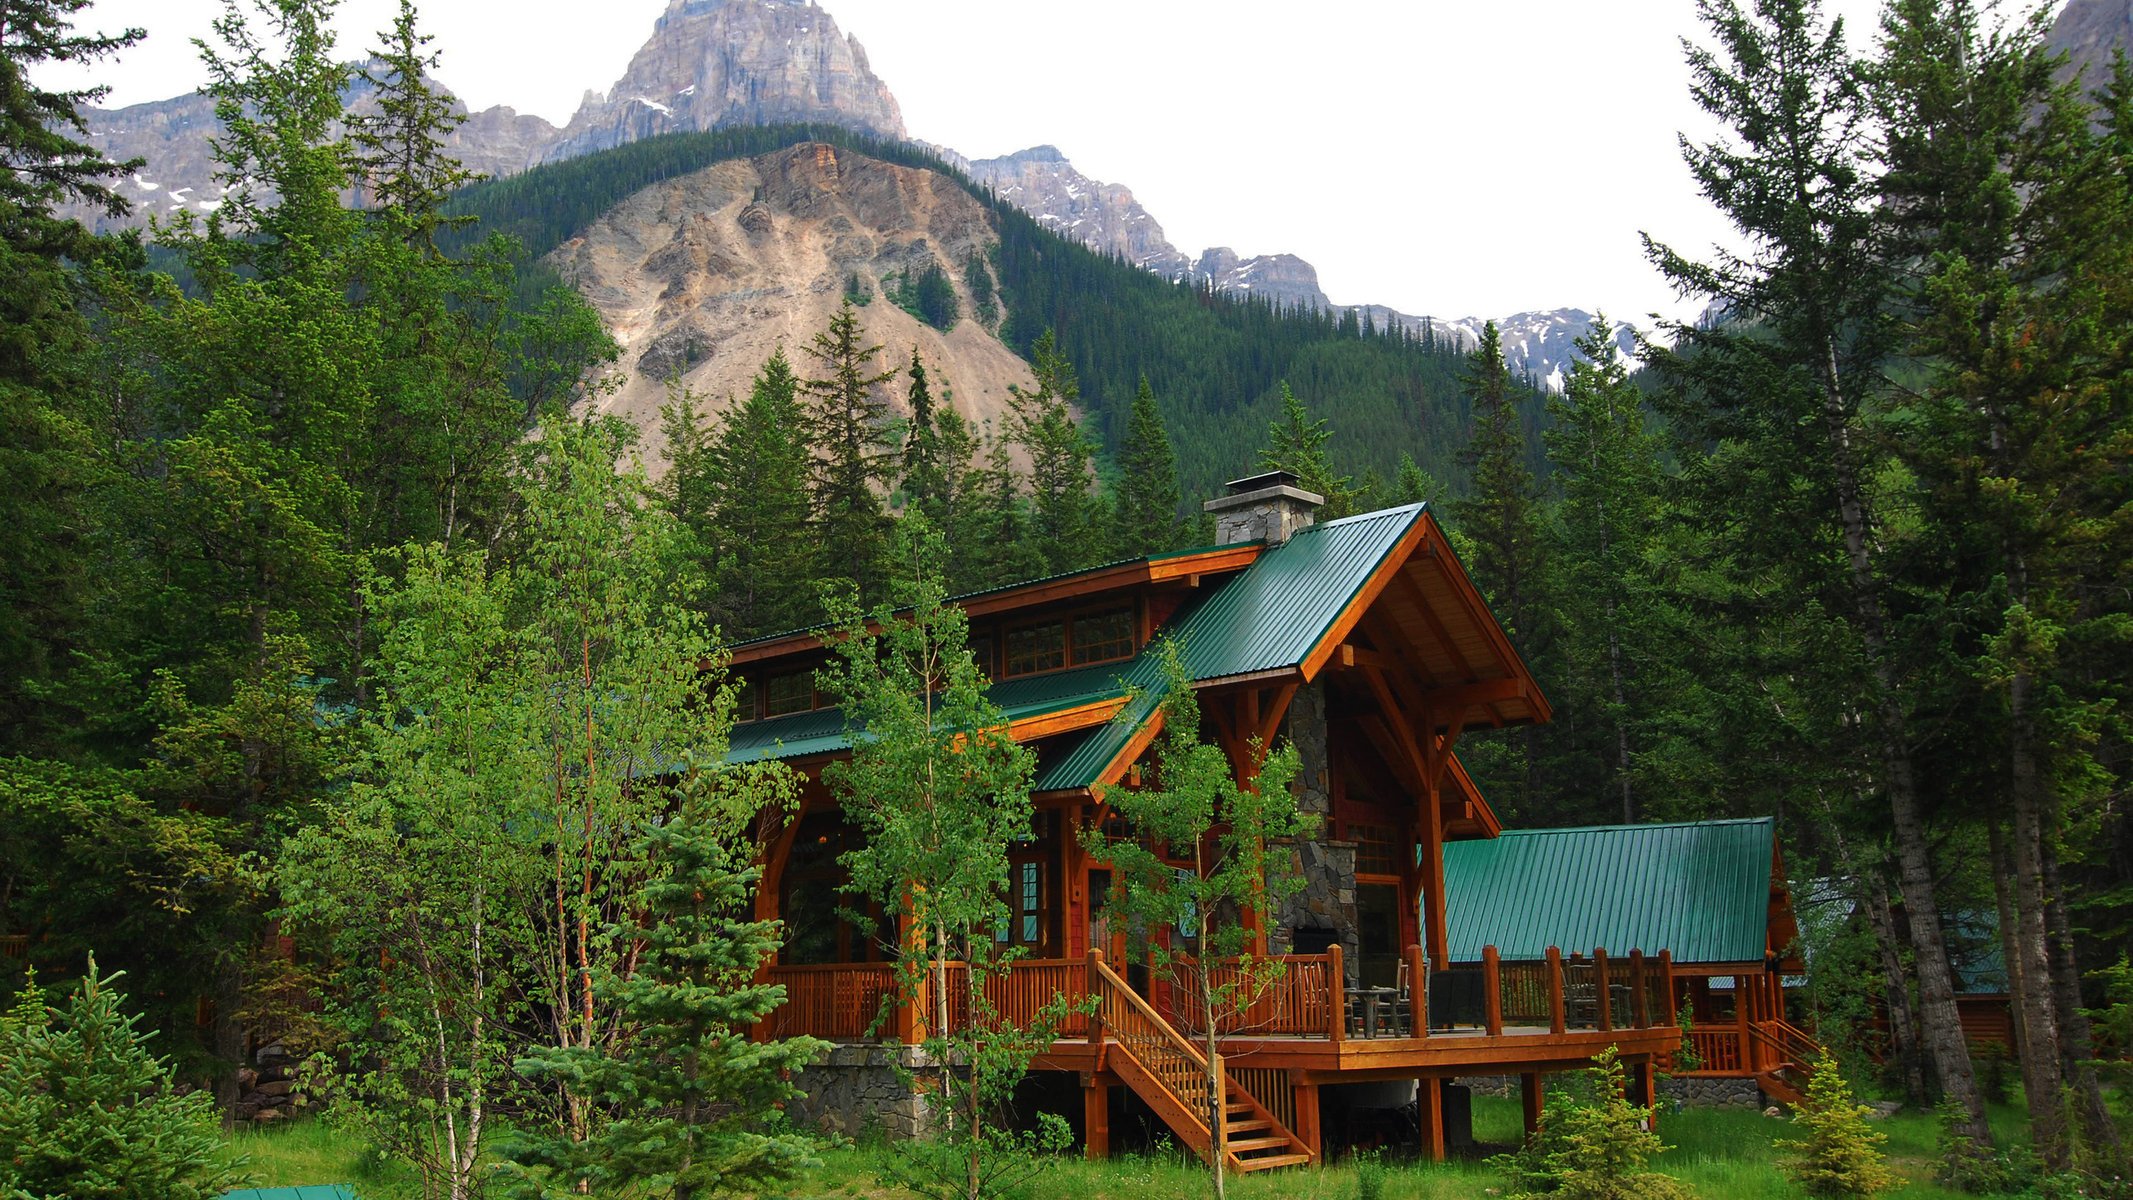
[49,0,1896,327]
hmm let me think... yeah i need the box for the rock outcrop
[542,0,903,162]
[957,145,1191,276]
[547,142,1032,471]
[2049,0,2133,93]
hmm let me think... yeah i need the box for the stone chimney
[1205,469,1325,546]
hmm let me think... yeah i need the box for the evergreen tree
[1778,1058,1901,1198]
[0,960,240,1200]
[1392,452,1445,507]
[1257,382,1360,518]
[1004,330,1102,574]
[799,300,898,601]
[901,347,942,511]
[968,438,1045,588]
[1544,315,1663,822]
[1113,376,1185,557]
[348,0,477,248]
[1646,0,1987,1137]
[502,807,824,1199]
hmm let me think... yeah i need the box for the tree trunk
[1815,346,1988,1141]
[1861,873,1929,1104]
[2006,690,2069,1169]
[1987,821,2032,1071]
[2042,838,2122,1162]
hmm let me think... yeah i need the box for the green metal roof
[1034,505,1426,791]
[1442,818,1778,966]
[221,1188,354,1200]
[725,661,1136,766]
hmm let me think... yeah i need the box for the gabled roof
[1441,817,1789,967]
[1035,505,1430,791]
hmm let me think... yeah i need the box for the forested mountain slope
[448,125,1543,496]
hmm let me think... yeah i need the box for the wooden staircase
[1089,953,1315,1173]
[1750,1018,1821,1108]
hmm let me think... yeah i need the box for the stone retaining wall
[785,1044,934,1139]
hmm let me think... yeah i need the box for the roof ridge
[1492,816,1773,836]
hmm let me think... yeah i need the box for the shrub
[0,959,243,1200]
[1490,1046,1692,1200]
[1778,1057,1901,1197]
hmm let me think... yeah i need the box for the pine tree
[1778,1058,1901,1198]
[1257,382,1360,518]
[1113,376,1185,557]
[501,807,824,1199]
[1646,0,1988,1138]
[1004,330,1101,574]
[687,350,820,638]
[1392,453,1445,506]
[799,301,898,602]
[0,959,240,1200]
[901,347,943,512]
[348,0,477,248]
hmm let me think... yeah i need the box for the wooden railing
[1436,947,1678,1038]
[1750,1017,1820,1070]
[1092,951,1218,1146]
[0,935,27,962]
[1165,951,1340,1037]
[1681,1026,1745,1074]
[941,958,1092,1037]
[762,963,898,1040]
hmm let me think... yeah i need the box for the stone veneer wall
[1459,1073,1767,1109]
[1271,682,1362,982]
[785,1044,934,1139]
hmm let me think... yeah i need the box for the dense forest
[0,0,2130,1195]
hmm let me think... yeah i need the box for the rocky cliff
[2049,0,2132,91]
[542,0,903,162]
[956,145,1190,276]
[547,142,1031,471]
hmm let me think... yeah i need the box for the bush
[1490,1047,1692,1200]
[1778,1057,1900,1197]
[0,960,243,1200]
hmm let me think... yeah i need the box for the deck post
[1290,1073,1321,1163]
[1593,947,1612,1034]
[1087,949,1107,1070]
[1084,1074,1111,1159]
[1417,1076,1446,1162]
[1406,944,1427,1037]
[1545,946,1565,1034]
[1326,943,1346,1043]
[1482,945,1503,1036]
[1520,1072,1544,1138]
[1659,952,1677,1026]
[1639,1059,1659,1133]
[1629,950,1649,1028]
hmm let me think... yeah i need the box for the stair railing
[1088,950,1218,1146]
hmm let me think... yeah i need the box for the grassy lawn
[231,1095,2030,1199]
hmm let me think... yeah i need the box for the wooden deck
[761,943,1686,1163]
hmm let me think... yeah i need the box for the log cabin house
[1442,818,1818,1107]
[725,473,1684,1170]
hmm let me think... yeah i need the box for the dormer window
[1072,609,1134,665]
[733,677,760,723]
[1004,621,1067,677]
[1002,606,1140,678]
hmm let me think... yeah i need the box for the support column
[1417,1076,1446,1162]
[1520,1072,1544,1139]
[1291,1074,1322,1162]
[1639,1060,1659,1133]
[1083,1076,1111,1159]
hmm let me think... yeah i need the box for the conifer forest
[0,0,2129,1196]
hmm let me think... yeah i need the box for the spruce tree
[348,0,477,248]
[0,960,240,1200]
[1452,322,1543,637]
[1646,0,1988,1138]
[1004,330,1101,574]
[1113,376,1185,557]
[901,347,943,512]
[697,349,819,638]
[1778,1058,1900,1198]
[1257,382,1359,518]
[799,301,898,602]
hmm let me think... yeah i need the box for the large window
[1071,609,1134,665]
[765,671,814,718]
[996,859,1044,949]
[1004,622,1066,677]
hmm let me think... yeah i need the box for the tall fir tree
[1646,0,1987,1136]
[1113,376,1185,557]
[901,346,942,512]
[799,300,898,602]
[1004,330,1102,574]
[1257,382,1359,518]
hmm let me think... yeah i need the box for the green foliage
[963,248,999,329]
[1114,376,1187,557]
[1779,1058,1901,1198]
[800,300,900,603]
[1258,382,1361,519]
[844,269,872,306]
[499,809,824,1199]
[887,261,959,331]
[818,517,1070,1200]
[1492,1048,1689,1200]
[1005,330,1103,575]
[0,960,243,1200]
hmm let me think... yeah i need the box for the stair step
[1226,1119,1273,1134]
[1227,1136,1294,1153]
[1232,1152,1312,1172]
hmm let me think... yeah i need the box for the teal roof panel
[1442,818,1777,966]
[221,1189,355,1200]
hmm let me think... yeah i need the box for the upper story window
[967,631,995,679]
[732,677,760,723]
[1004,622,1067,677]
[1002,606,1139,678]
[1072,609,1134,665]
[764,671,815,718]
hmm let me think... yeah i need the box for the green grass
[228,1096,2033,1199]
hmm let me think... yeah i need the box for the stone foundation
[1659,1075,1765,1108]
[785,1044,935,1139]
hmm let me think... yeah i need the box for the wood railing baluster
[1546,946,1565,1034]
[1483,945,1503,1036]
[1593,947,1612,1033]
[1629,949,1649,1027]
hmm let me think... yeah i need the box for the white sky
[49,0,1894,327]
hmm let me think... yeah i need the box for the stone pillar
[1204,470,1325,547]
[1271,682,1360,981]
